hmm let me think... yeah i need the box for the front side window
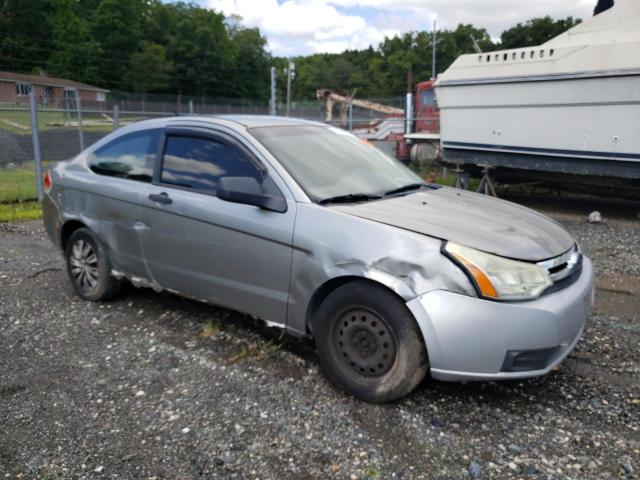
[88,129,160,182]
[16,83,31,96]
[160,135,261,194]
[420,89,435,106]
[249,126,422,201]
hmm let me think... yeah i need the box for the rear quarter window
[88,129,161,182]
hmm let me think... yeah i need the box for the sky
[201,0,596,56]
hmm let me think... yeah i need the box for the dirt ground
[1,194,639,479]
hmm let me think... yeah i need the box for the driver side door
[138,127,296,326]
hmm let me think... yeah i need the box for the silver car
[42,116,595,402]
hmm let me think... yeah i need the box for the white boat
[435,0,640,196]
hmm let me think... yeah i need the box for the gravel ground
[1,196,639,480]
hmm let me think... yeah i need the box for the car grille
[537,244,582,286]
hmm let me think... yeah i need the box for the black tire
[313,280,428,403]
[65,228,121,301]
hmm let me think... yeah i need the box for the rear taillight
[43,171,52,192]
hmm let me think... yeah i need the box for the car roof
[114,115,329,140]
[157,115,327,129]
[215,115,326,128]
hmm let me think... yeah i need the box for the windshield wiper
[383,183,428,197]
[318,193,383,205]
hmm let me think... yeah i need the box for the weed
[230,338,285,363]
[198,321,221,339]
[362,464,382,479]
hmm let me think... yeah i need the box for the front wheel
[65,228,121,301]
[313,281,428,403]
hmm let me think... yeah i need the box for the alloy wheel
[69,239,99,294]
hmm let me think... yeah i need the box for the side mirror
[217,176,287,213]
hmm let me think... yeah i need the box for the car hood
[330,187,574,262]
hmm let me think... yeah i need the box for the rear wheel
[313,281,428,403]
[65,228,121,301]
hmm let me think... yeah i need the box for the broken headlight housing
[444,242,552,301]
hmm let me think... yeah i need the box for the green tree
[228,27,271,100]
[166,4,232,97]
[0,0,52,72]
[46,0,100,85]
[142,0,175,46]
[327,58,356,92]
[501,16,581,49]
[125,41,172,93]
[91,0,146,90]
[289,54,332,100]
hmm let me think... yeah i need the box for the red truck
[395,79,440,163]
[317,81,440,164]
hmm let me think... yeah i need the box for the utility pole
[270,66,276,116]
[286,60,295,117]
[113,105,120,130]
[405,92,413,136]
[75,92,84,151]
[431,19,437,80]
[407,31,415,94]
[28,90,43,201]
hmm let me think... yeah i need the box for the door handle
[148,192,173,205]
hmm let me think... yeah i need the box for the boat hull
[437,73,640,197]
[438,73,640,169]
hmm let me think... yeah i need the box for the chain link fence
[0,91,438,209]
[0,100,271,169]
[0,91,422,164]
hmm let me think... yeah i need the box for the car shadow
[104,282,571,407]
[115,281,319,364]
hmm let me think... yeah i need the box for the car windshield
[249,125,424,202]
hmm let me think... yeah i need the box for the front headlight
[444,242,552,301]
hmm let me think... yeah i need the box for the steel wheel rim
[70,239,99,294]
[333,308,397,378]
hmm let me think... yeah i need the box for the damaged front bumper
[406,256,595,382]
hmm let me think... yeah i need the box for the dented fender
[287,203,476,336]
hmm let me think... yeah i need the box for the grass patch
[198,321,221,339]
[0,201,41,222]
[0,109,68,133]
[0,108,120,134]
[0,162,53,203]
[361,464,383,480]
[0,164,38,202]
[230,338,285,363]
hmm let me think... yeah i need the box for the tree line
[0,0,581,102]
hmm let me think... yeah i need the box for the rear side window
[88,129,160,182]
[160,135,261,193]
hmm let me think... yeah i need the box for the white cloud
[205,0,598,55]
[206,0,382,54]
[308,26,399,53]
[329,0,594,38]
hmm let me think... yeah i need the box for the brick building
[0,71,109,108]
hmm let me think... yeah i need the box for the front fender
[286,204,476,336]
